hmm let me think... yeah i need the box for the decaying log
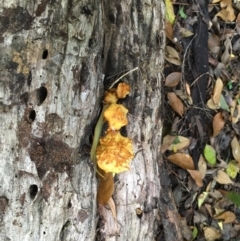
[0,0,183,240]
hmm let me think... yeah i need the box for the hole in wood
[37,86,47,105]
[29,184,38,199]
[28,109,36,122]
[42,49,48,59]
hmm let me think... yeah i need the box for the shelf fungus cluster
[91,82,134,205]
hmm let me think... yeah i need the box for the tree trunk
[0,1,169,240]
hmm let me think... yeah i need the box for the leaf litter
[163,0,240,240]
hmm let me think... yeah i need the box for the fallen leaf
[161,135,176,153]
[208,190,223,200]
[187,169,203,187]
[179,216,192,241]
[232,105,240,123]
[205,204,213,217]
[204,144,216,166]
[167,92,184,116]
[194,211,208,224]
[203,227,221,241]
[198,192,208,208]
[165,21,173,41]
[214,211,236,223]
[221,37,232,64]
[231,136,240,163]
[214,169,233,184]
[178,6,187,19]
[167,153,195,170]
[220,0,236,21]
[213,78,223,105]
[185,83,191,96]
[198,155,207,179]
[219,94,230,112]
[207,98,219,110]
[212,112,225,137]
[226,161,239,179]
[168,136,190,151]
[181,28,194,38]
[165,46,181,66]
[208,33,220,55]
[165,0,175,24]
[191,226,198,240]
[165,72,182,87]
[236,13,240,34]
[226,192,240,206]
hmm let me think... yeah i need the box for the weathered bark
[0,1,178,241]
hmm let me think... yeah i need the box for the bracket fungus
[96,130,134,173]
[91,82,134,205]
[103,103,128,130]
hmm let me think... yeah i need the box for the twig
[190,72,211,87]
[108,67,138,89]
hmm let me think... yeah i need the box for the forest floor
[162,0,240,240]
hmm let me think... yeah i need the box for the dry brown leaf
[214,169,233,184]
[181,28,194,38]
[179,216,192,241]
[161,135,176,153]
[203,227,221,241]
[212,0,221,3]
[198,154,207,179]
[221,37,232,64]
[213,78,223,105]
[167,92,184,116]
[187,169,203,187]
[216,0,235,22]
[205,204,213,217]
[208,33,220,54]
[232,105,240,124]
[165,46,181,66]
[231,136,240,163]
[165,21,173,41]
[168,136,190,151]
[212,112,225,137]
[216,9,230,22]
[236,13,240,34]
[167,153,195,170]
[185,83,191,96]
[220,0,236,21]
[165,72,182,87]
[214,211,236,223]
[207,98,219,110]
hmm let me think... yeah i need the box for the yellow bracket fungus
[104,103,128,130]
[96,130,134,173]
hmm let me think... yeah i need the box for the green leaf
[165,0,176,24]
[226,192,240,206]
[226,161,239,179]
[172,136,180,144]
[204,144,216,166]
[227,81,233,90]
[179,6,187,19]
[220,94,230,112]
[192,226,198,240]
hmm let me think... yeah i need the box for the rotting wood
[0,0,183,241]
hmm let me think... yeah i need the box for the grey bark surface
[0,1,179,241]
